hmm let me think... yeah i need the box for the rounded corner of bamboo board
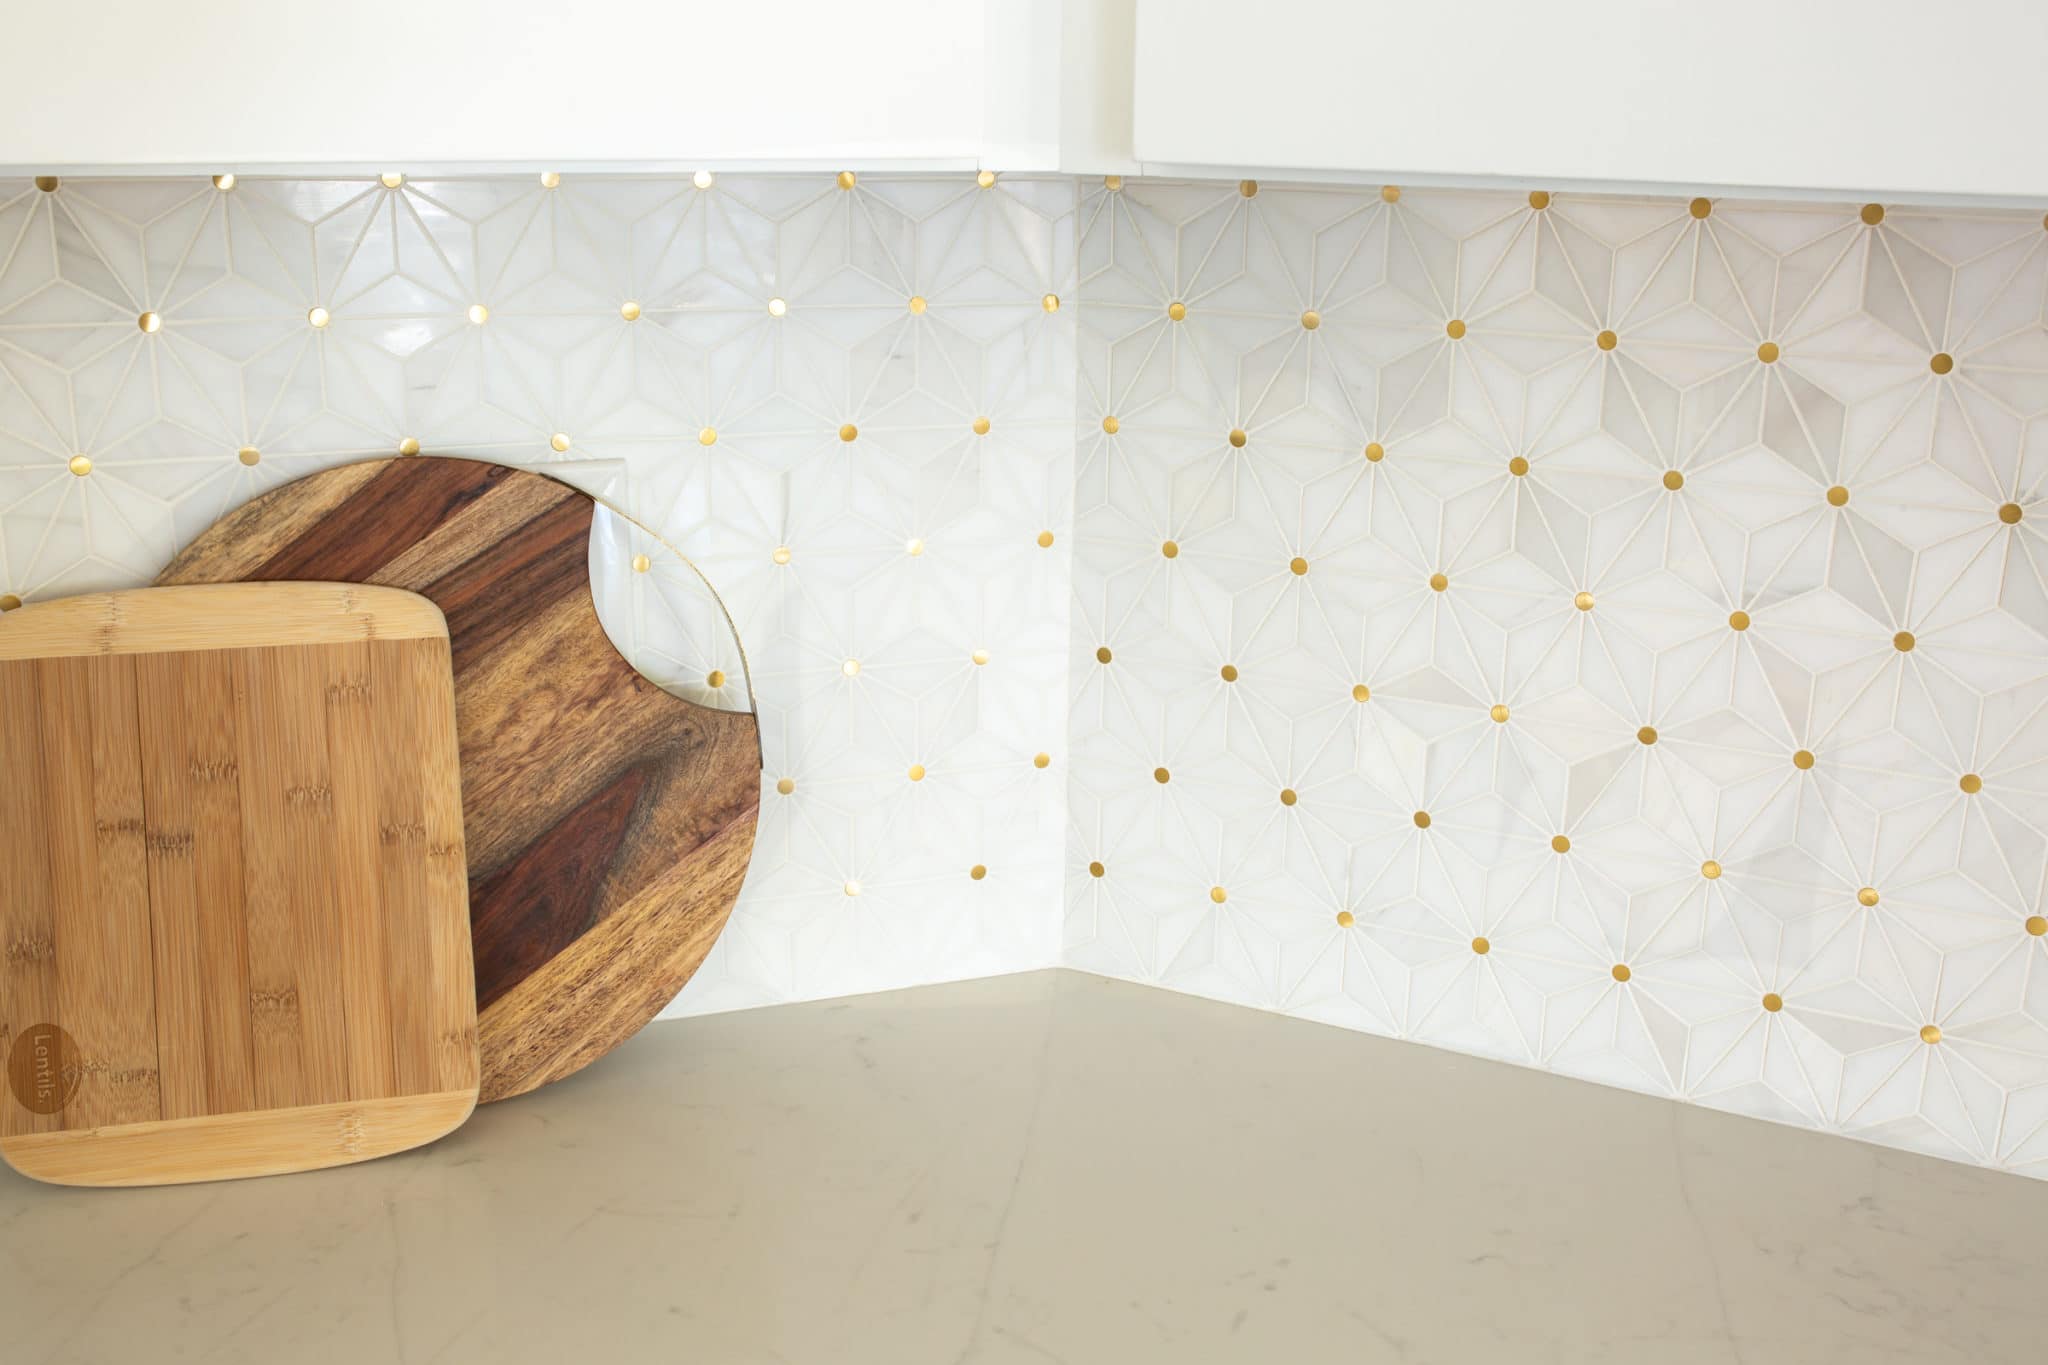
[0,583,449,659]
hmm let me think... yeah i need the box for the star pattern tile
[1066,180,2048,1179]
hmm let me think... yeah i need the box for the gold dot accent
[1857,887,1879,907]
[0,594,19,612]
[776,777,795,795]
[1429,572,1448,592]
[1757,341,1780,364]
[1596,329,1617,351]
[1228,428,1248,448]
[540,172,560,190]
[971,864,987,880]
[1999,502,2023,524]
[1551,834,1571,853]
[1509,456,1529,476]
[1575,591,1595,611]
[67,455,92,477]
[1289,556,1308,576]
[1381,186,1401,203]
[380,173,405,189]
[842,658,861,677]
[467,304,489,325]
[1445,318,1466,340]
[907,295,928,315]
[237,446,260,467]
[972,649,990,666]
[1471,936,1491,955]
[687,170,713,191]
[1101,175,1126,193]
[34,175,59,193]
[1689,197,1712,219]
[1611,963,1632,982]
[1041,294,1060,313]
[2027,915,2047,936]
[1280,788,1297,807]
[1413,810,1431,829]
[631,553,651,574]
[308,306,331,328]
[1037,530,1055,548]
[1210,886,1227,903]
[1763,992,1784,1012]
[1336,910,1356,927]
[906,537,924,557]
[1365,442,1385,463]
[398,437,421,457]
[1638,726,1658,745]
[1161,540,1179,559]
[1490,704,1510,723]
[1919,1024,1942,1044]
[837,171,857,190]
[1826,484,1849,507]
[1167,301,1187,321]
[1239,179,1259,198]
[1930,352,1954,375]
[1301,309,1320,330]
[551,432,572,452]
[698,427,718,447]
[772,545,792,565]
[977,170,996,189]
[1034,752,1052,769]
[908,764,926,782]
[1960,773,1982,794]
[1352,684,1371,703]
[621,301,642,322]
[706,670,726,689]
[213,174,237,191]
[1728,609,1751,631]
[972,416,990,436]
[1095,646,1113,664]
[843,880,861,897]
[1102,415,1120,434]
[1088,860,1105,877]
[1529,191,1551,210]
[1893,630,1915,652]
[1701,860,1722,880]
[1154,767,1171,784]
[838,423,858,443]
[138,311,161,334]
[1861,203,1884,226]
[1663,470,1685,491]
[1793,749,1815,770]
[1220,664,1238,682]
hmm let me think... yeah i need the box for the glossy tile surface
[3,970,2045,1364]
[1066,182,2048,1176]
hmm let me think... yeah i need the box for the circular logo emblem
[9,1023,80,1115]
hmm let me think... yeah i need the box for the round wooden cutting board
[158,457,761,1104]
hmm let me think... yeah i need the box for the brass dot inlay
[1701,860,1723,880]
[1490,704,1510,723]
[842,658,861,677]
[1729,609,1751,631]
[1041,294,1060,312]
[467,303,489,325]
[971,863,988,880]
[1280,788,1298,806]
[693,170,715,190]
[1034,752,1052,769]
[1999,502,2023,524]
[1596,329,1617,351]
[398,437,421,457]
[1102,415,1120,434]
[1757,341,1781,364]
[67,455,91,477]
[308,306,331,328]
[838,423,858,442]
[698,427,717,447]
[1826,484,1849,507]
[380,172,405,189]
[1429,572,1448,592]
[1365,442,1385,463]
[1153,767,1170,784]
[1959,773,1982,794]
[1352,684,1371,703]
[34,176,59,193]
[1793,749,1815,770]
[1575,591,1595,611]
[1612,963,1632,982]
[2027,915,2047,936]
[972,649,989,666]
[1861,203,1884,226]
[972,416,990,435]
[1509,456,1530,476]
[1167,301,1187,321]
[1301,309,1320,330]
[1472,936,1491,954]
[1857,887,1880,907]
[1337,910,1356,927]
[776,777,795,795]
[1089,860,1105,877]
[909,295,928,315]
[1893,630,1915,652]
[1096,646,1112,664]
[1445,318,1466,340]
[768,297,788,317]
[1161,540,1179,559]
[138,311,161,334]
[1239,179,1259,199]
[1529,191,1551,210]
[837,171,857,190]
[843,880,860,897]
[1289,556,1308,576]
[540,172,560,190]
[1037,530,1055,548]
[1930,352,1954,375]
[1210,886,1227,903]
[1228,428,1248,448]
[0,594,19,612]
[908,764,926,782]
[1220,664,1238,682]
[1689,197,1712,219]
[621,301,642,321]
[213,174,237,191]
[772,545,792,565]
[236,446,260,467]
[976,170,996,189]
[551,432,572,452]
[1663,470,1685,491]
[1920,1024,1942,1044]
[1637,725,1658,745]
[631,554,650,574]
[1413,810,1431,829]
[906,537,924,557]
[1104,175,1124,191]
[706,670,726,689]
[1763,992,1783,1012]
[1551,834,1571,853]
[1381,185,1401,203]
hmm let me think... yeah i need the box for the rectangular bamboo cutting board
[0,583,478,1186]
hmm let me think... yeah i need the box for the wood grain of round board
[158,457,761,1104]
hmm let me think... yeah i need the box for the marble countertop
[4,969,2045,1364]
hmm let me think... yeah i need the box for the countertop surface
[4,968,2045,1364]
